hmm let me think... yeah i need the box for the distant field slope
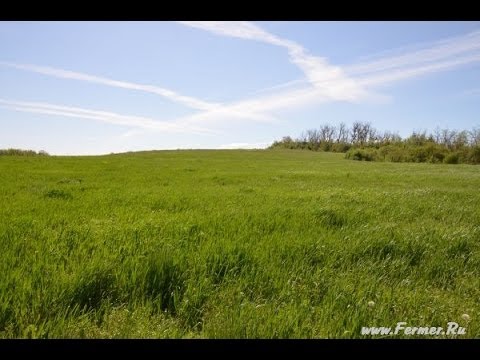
[0,150,479,338]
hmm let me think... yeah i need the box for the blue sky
[1,21,480,155]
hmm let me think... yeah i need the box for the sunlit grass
[0,149,478,338]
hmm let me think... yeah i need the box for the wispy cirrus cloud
[0,61,219,111]
[179,21,368,102]
[357,53,480,87]
[0,61,279,125]
[1,21,371,130]
[0,98,215,135]
[180,22,480,96]
[344,30,480,87]
[346,30,480,77]
[175,22,480,124]
[3,22,480,139]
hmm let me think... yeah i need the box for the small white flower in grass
[368,301,375,308]
[461,314,471,322]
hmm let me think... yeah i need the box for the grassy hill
[0,149,479,338]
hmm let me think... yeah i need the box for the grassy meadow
[0,149,479,338]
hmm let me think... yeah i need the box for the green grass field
[0,149,479,338]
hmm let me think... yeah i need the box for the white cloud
[3,23,480,141]
[0,62,220,111]
[166,23,480,129]
[345,30,480,77]
[358,53,480,87]
[178,21,368,102]
[178,21,290,46]
[0,61,281,125]
[181,22,480,102]
[0,98,215,135]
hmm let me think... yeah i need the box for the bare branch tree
[351,121,361,145]
[319,124,336,143]
[470,127,480,147]
[453,130,469,149]
[441,129,457,149]
[336,122,349,143]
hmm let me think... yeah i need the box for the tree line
[0,149,50,156]
[269,122,480,164]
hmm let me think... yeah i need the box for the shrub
[345,148,378,161]
[431,151,445,163]
[331,142,351,153]
[345,149,359,161]
[444,153,459,164]
[270,124,480,165]
[408,146,429,163]
[388,150,405,162]
[468,146,480,164]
